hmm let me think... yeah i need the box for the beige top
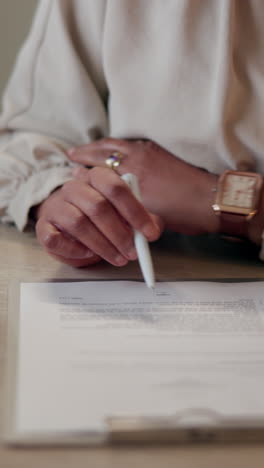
[0,0,264,230]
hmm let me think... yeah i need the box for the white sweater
[1,0,264,230]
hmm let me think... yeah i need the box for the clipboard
[4,279,264,446]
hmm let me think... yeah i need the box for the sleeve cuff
[7,166,72,231]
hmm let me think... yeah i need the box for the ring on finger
[105,151,125,171]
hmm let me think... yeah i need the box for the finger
[46,199,128,267]
[46,251,102,268]
[88,168,161,240]
[67,138,131,168]
[36,219,97,260]
[72,169,162,241]
[72,166,92,182]
[150,214,165,236]
[68,137,130,156]
[62,180,137,260]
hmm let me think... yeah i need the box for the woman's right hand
[35,167,162,267]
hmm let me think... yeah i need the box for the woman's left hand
[67,138,219,236]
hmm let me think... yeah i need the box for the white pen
[121,173,155,289]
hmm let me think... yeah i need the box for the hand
[67,138,219,235]
[35,169,161,267]
[248,189,264,245]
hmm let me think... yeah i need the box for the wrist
[211,170,264,242]
[182,168,223,235]
[198,170,220,234]
[247,184,264,245]
[163,166,219,235]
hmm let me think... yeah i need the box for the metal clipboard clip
[106,408,264,444]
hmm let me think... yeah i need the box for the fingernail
[83,250,95,258]
[127,247,137,260]
[114,255,128,266]
[142,223,160,239]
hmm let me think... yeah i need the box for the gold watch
[212,170,263,237]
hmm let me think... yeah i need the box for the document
[6,280,264,443]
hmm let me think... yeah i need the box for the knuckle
[101,137,115,146]
[61,180,76,197]
[88,167,102,185]
[89,166,105,179]
[107,181,126,200]
[89,167,98,180]
[74,167,89,180]
[88,196,109,218]
[42,230,61,251]
[68,212,86,232]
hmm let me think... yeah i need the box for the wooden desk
[1,224,264,468]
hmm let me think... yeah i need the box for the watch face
[221,174,256,208]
